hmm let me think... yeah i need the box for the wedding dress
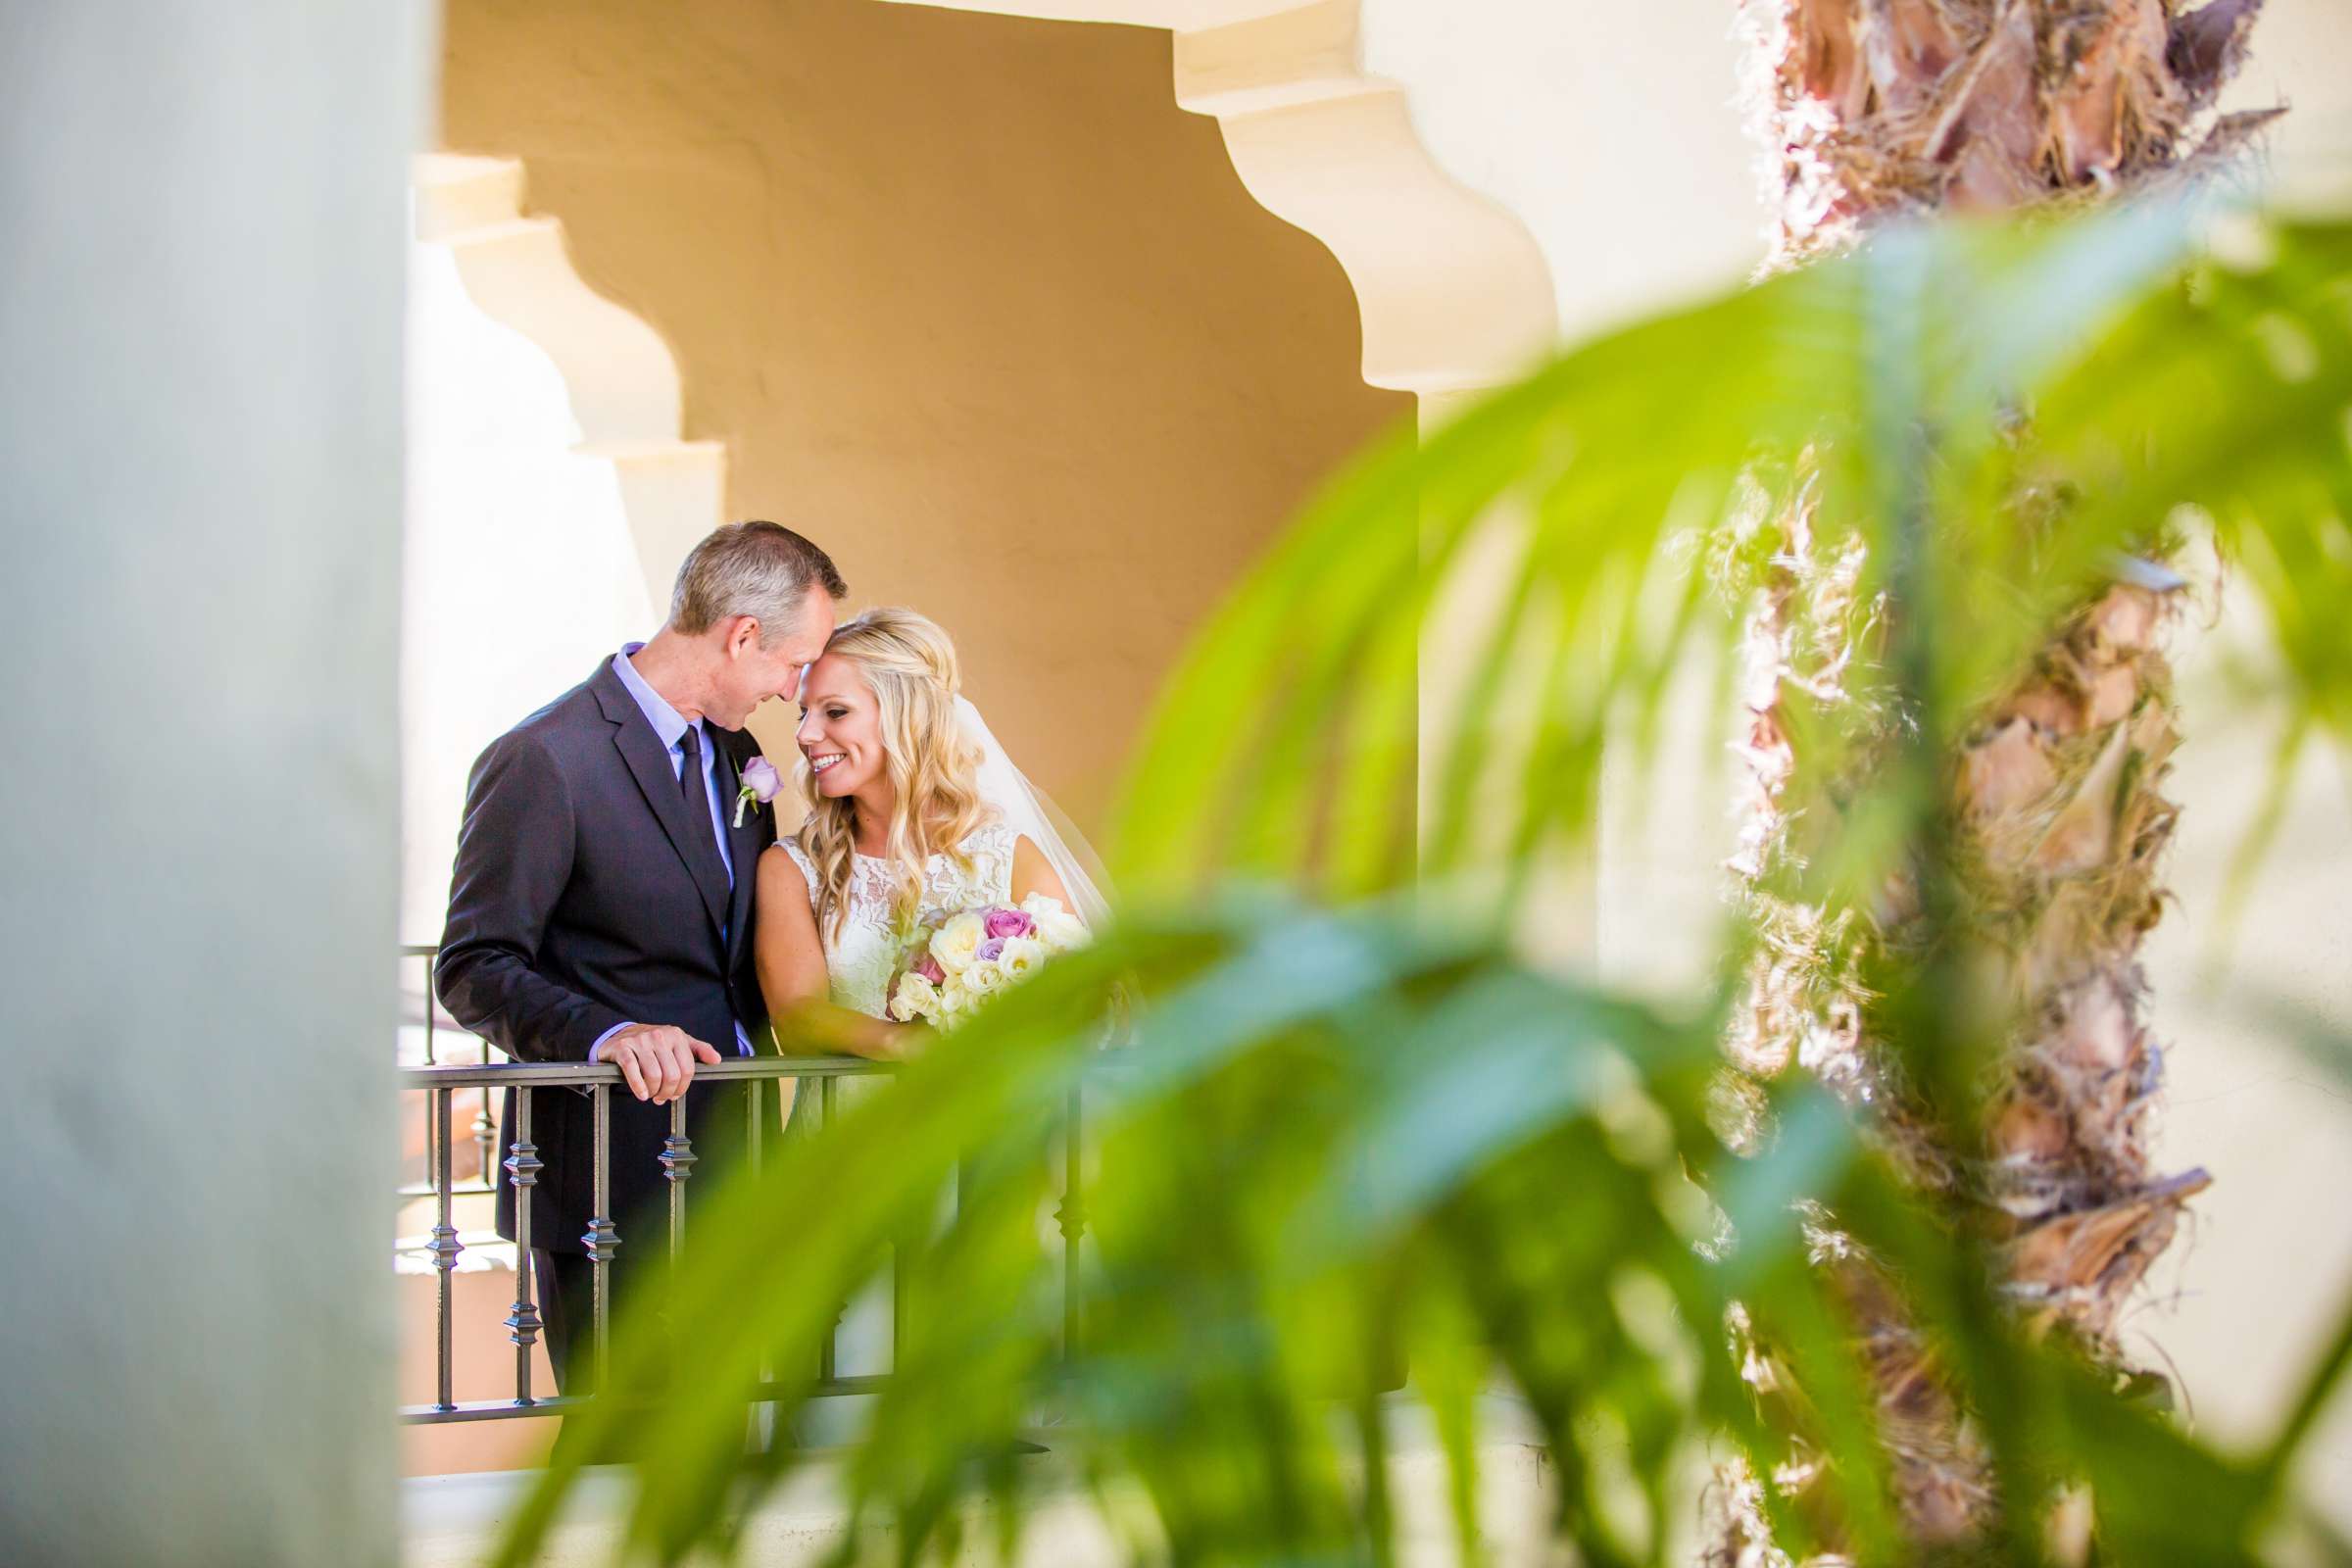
[772,819,1019,1019]
[764,701,1103,1397]
[768,818,1026,1396]
[774,696,1107,1022]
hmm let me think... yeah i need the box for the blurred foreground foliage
[500,203,2352,1566]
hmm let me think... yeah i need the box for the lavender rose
[732,755,783,826]
[983,906,1036,941]
[975,937,1006,964]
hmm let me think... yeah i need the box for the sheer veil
[956,696,1112,931]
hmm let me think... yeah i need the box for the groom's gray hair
[669,520,847,644]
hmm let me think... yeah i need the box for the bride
[756,606,1105,1060]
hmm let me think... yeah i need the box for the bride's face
[795,655,885,799]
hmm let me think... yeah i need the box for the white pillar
[0,3,426,1561]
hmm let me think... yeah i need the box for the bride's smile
[760,606,1099,1069]
[794,654,887,802]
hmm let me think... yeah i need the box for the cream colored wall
[2137,11,2352,1528]
[437,0,1407,829]
[2146,570,2352,1519]
[1357,0,1763,342]
[892,0,1760,368]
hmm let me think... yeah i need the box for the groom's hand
[594,1023,723,1103]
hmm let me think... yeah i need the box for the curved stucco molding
[885,0,1557,400]
[412,153,724,606]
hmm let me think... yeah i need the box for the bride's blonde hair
[799,607,992,942]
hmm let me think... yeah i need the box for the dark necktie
[676,725,732,899]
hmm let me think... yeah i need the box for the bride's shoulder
[957,812,1017,858]
[767,830,819,877]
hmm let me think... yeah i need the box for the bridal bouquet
[886,893,1089,1027]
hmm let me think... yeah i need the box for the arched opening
[427,0,1411,827]
[402,181,663,945]
[398,0,1416,1479]
[402,164,703,1475]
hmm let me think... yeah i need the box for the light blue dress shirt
[593,642,754,1058]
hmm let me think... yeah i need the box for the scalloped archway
[411,153,725,612]
[415,1,1543,634]
[884,0,1558,411]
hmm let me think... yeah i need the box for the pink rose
[912,954,947,985]
[983,906,1036,940]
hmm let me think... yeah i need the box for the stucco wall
[437,0,1407,827]
[1359,0,1763,342]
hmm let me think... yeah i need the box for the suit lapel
[719,733,766,964]
[594,663,731,942]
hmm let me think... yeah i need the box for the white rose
[1020,893,1065,920]
[961,959,1006,997]
[1037,911,1089,953]
[937,972,976,1020]
[931,911,988,975]
[891,972,940,1022]
[996,935,1046,980]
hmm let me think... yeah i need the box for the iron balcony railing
[395,946,1088,1427]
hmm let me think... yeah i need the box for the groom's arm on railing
[434,729,627,1063]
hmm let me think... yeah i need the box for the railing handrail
[393,945,1082,1431]
[397,1054,894,1090]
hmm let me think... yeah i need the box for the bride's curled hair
[799,607,992,941]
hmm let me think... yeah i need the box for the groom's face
[710,584,837,729]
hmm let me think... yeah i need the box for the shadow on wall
[436,0,1410,832]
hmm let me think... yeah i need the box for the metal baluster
[428,1087,464,1410]
[471,1026,496,1182]
[420,956,437,1191]
[1058,1083,1085,1363]
[584,1083,620,1394]
[749,1075,771,1454]
[662,1098,696,1265]
[504,1088,542,1404]
[819,1075,840,1382]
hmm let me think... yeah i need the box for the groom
[436,519,845,1395]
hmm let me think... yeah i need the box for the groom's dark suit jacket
[435,657,775,1255]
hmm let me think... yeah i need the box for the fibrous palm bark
[1715,2,2273,1558]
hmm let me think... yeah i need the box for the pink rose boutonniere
[733,755,782,827]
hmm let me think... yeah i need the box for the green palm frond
[500,201,2352,1566]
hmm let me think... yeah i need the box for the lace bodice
[774,821,1017,1018]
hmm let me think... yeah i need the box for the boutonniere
[732,755,782,827]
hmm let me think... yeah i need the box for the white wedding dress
[767,819,1020,1398]
[773,818,1020,1019]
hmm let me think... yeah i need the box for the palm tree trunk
[1716,2,2274,1556]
